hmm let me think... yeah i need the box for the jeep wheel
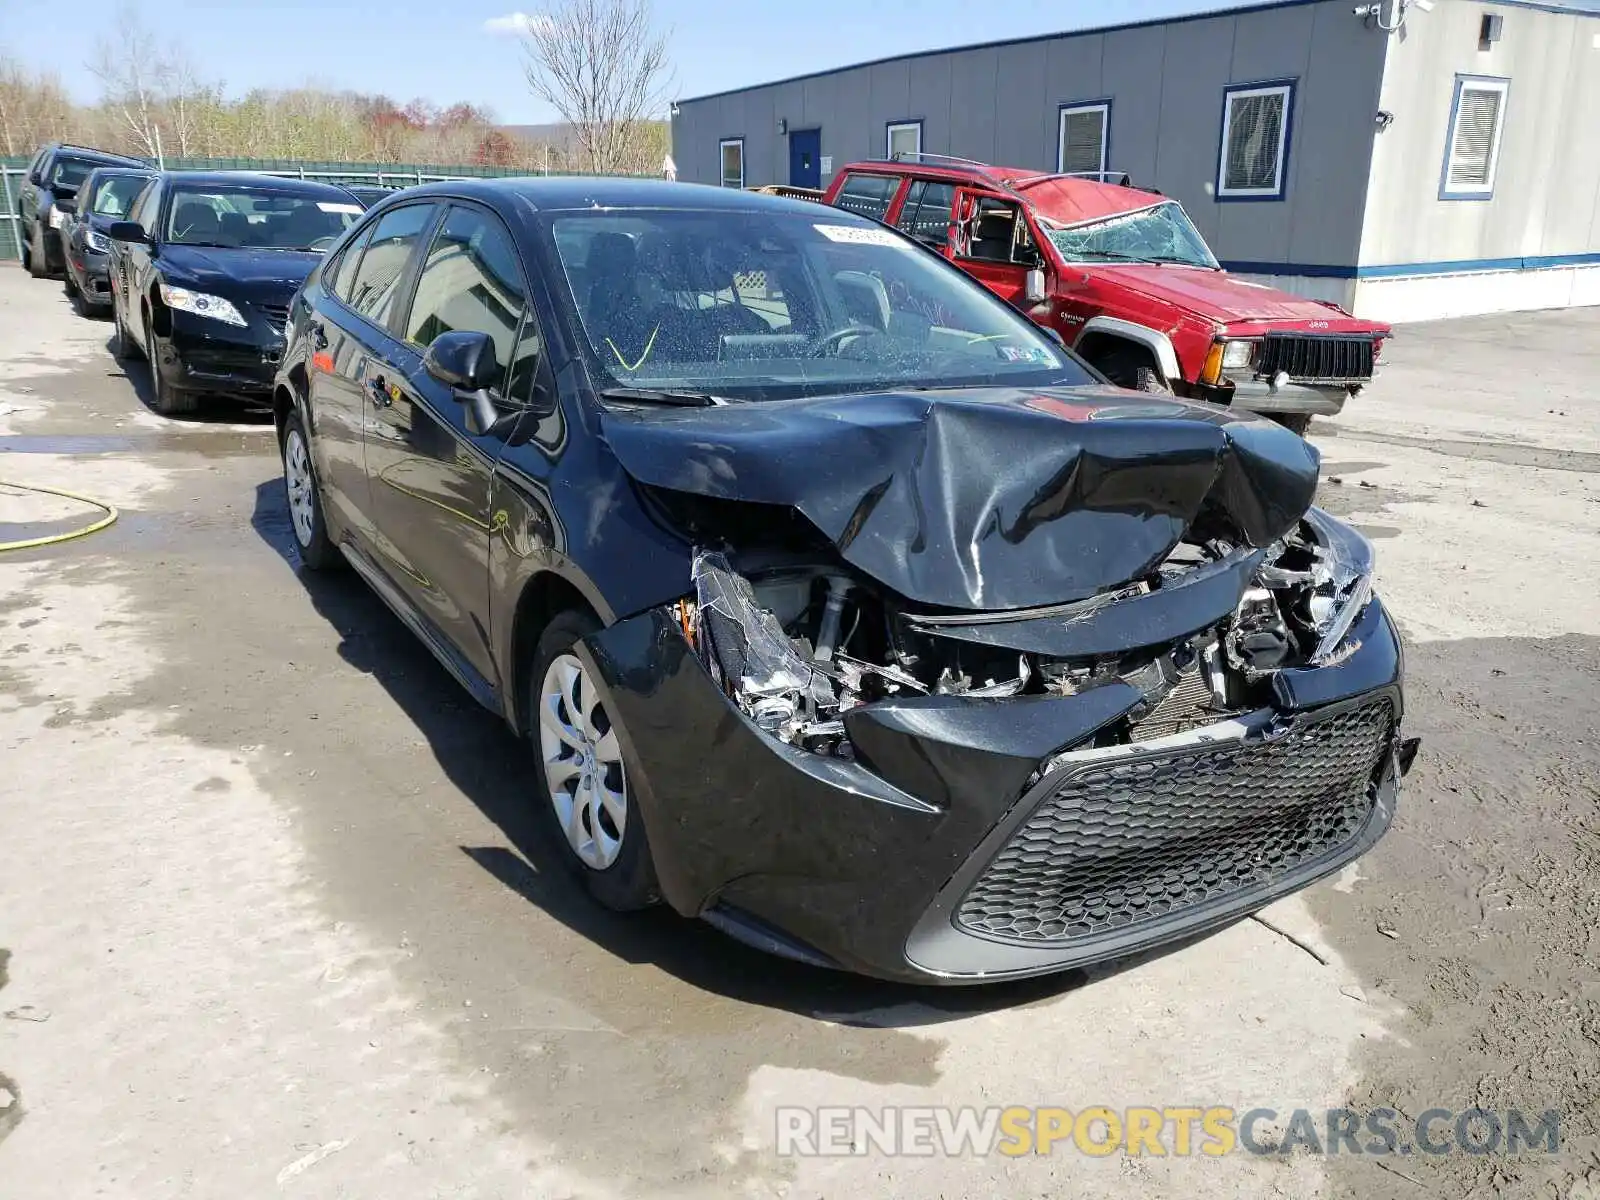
[1132,366,1171,394]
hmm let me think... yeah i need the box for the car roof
[156,170,364,199]
[839,158,1164,226]
[49,144,148,168]
[382,175,852,216]
[82,165,157,179]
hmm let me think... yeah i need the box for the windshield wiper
[600,386,723,408]
[1063,248,1213,267]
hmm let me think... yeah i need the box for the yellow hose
[0,480,120,551]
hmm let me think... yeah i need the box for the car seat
[172,201,222,244]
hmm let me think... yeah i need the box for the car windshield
[547,208,1091,401]
[1043,201,1219,269]
[165,185,364,251]
[89,175,150,217]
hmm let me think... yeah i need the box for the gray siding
[671,0,1388,269]
[1360,1,1600,267]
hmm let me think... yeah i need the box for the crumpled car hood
[602,386,1320,612]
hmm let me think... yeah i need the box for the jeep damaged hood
[602,387,1320,612]
[1089,264,1378,329]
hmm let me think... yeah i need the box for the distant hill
[500,123,581,149]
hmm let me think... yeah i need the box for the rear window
[833,173,900,221]
[50,157,104,192]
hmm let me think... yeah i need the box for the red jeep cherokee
[822,157,1388,431]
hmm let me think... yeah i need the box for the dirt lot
[1,264,1597,1200]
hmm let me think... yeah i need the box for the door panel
[364,203,531,688]
[308,203,437,549]
[789,129,822,190]
[952,189,1033,311]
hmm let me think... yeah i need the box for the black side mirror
[108,221,148,244]
[424,331,514,438]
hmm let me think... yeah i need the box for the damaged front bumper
[576,595,1412,985]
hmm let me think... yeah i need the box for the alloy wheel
[538,653,627,870]
[283,428,316,548]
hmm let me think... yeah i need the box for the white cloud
[482,11,544,36]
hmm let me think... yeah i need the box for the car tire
[110,293,143,361]
[526,609,662,912]
[280,411,340,571]
[18,225,32,274]
[144,309,199,416]
[1275,414,1313,437]
[27,223,47,279]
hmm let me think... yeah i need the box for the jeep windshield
[1042,201,1219,270]
[547,208,1090,403]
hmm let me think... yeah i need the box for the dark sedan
[107,171,364,415]
[273,178,1416,985]
[61,166,155,313]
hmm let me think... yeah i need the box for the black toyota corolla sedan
[273,177,1417,985]
[61,166,155,312]
[107,171,364,414]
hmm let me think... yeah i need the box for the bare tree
[87,3,211,161]
[0,58,77,157]
[518,0,673,174]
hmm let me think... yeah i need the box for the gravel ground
[0,265,1596,1199]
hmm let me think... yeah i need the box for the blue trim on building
[679,0,1600,106]
[1438,75,1511,202]
[885,118,924,159]
[1218,252,1600,279]
[1215,79,1297,203]
[1055,99,1113,175]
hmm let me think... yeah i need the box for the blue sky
[9,0,1252,124]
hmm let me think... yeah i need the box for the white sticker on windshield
[317,202,363,214]
[814,223,908,248]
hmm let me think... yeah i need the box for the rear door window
[346,203,437,327]
[894,180,956,245]
[329,225,375,303]
[833,173,901,220]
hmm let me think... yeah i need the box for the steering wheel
[307,235,340,253]
[809,324,879,357]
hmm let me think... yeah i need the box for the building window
[886,120,922,161]
[719,138,744,189]
[1440,75,1508,200]
[1057,102,1110,176]
[1217,80,1295,200]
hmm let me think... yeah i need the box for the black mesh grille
[255,302,291,329]
[1256,335,1375,383]
[956,700,1393,944]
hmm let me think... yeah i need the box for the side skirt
[339,539,503,717]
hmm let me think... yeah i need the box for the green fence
[1,155,620,262]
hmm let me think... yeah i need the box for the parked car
[106,170,365,415]
[14,143,148,279]
[273,177,1414,984]
[59,166,155,313]
[823,155,1391,433]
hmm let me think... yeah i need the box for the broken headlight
[690,551,838,741]
[1300,509,1375,664]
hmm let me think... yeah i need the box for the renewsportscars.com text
[775,1106,1561,1158]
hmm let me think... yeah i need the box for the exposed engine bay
[683,507,1375,759]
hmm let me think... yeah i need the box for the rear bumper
[579,597,1409,984]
